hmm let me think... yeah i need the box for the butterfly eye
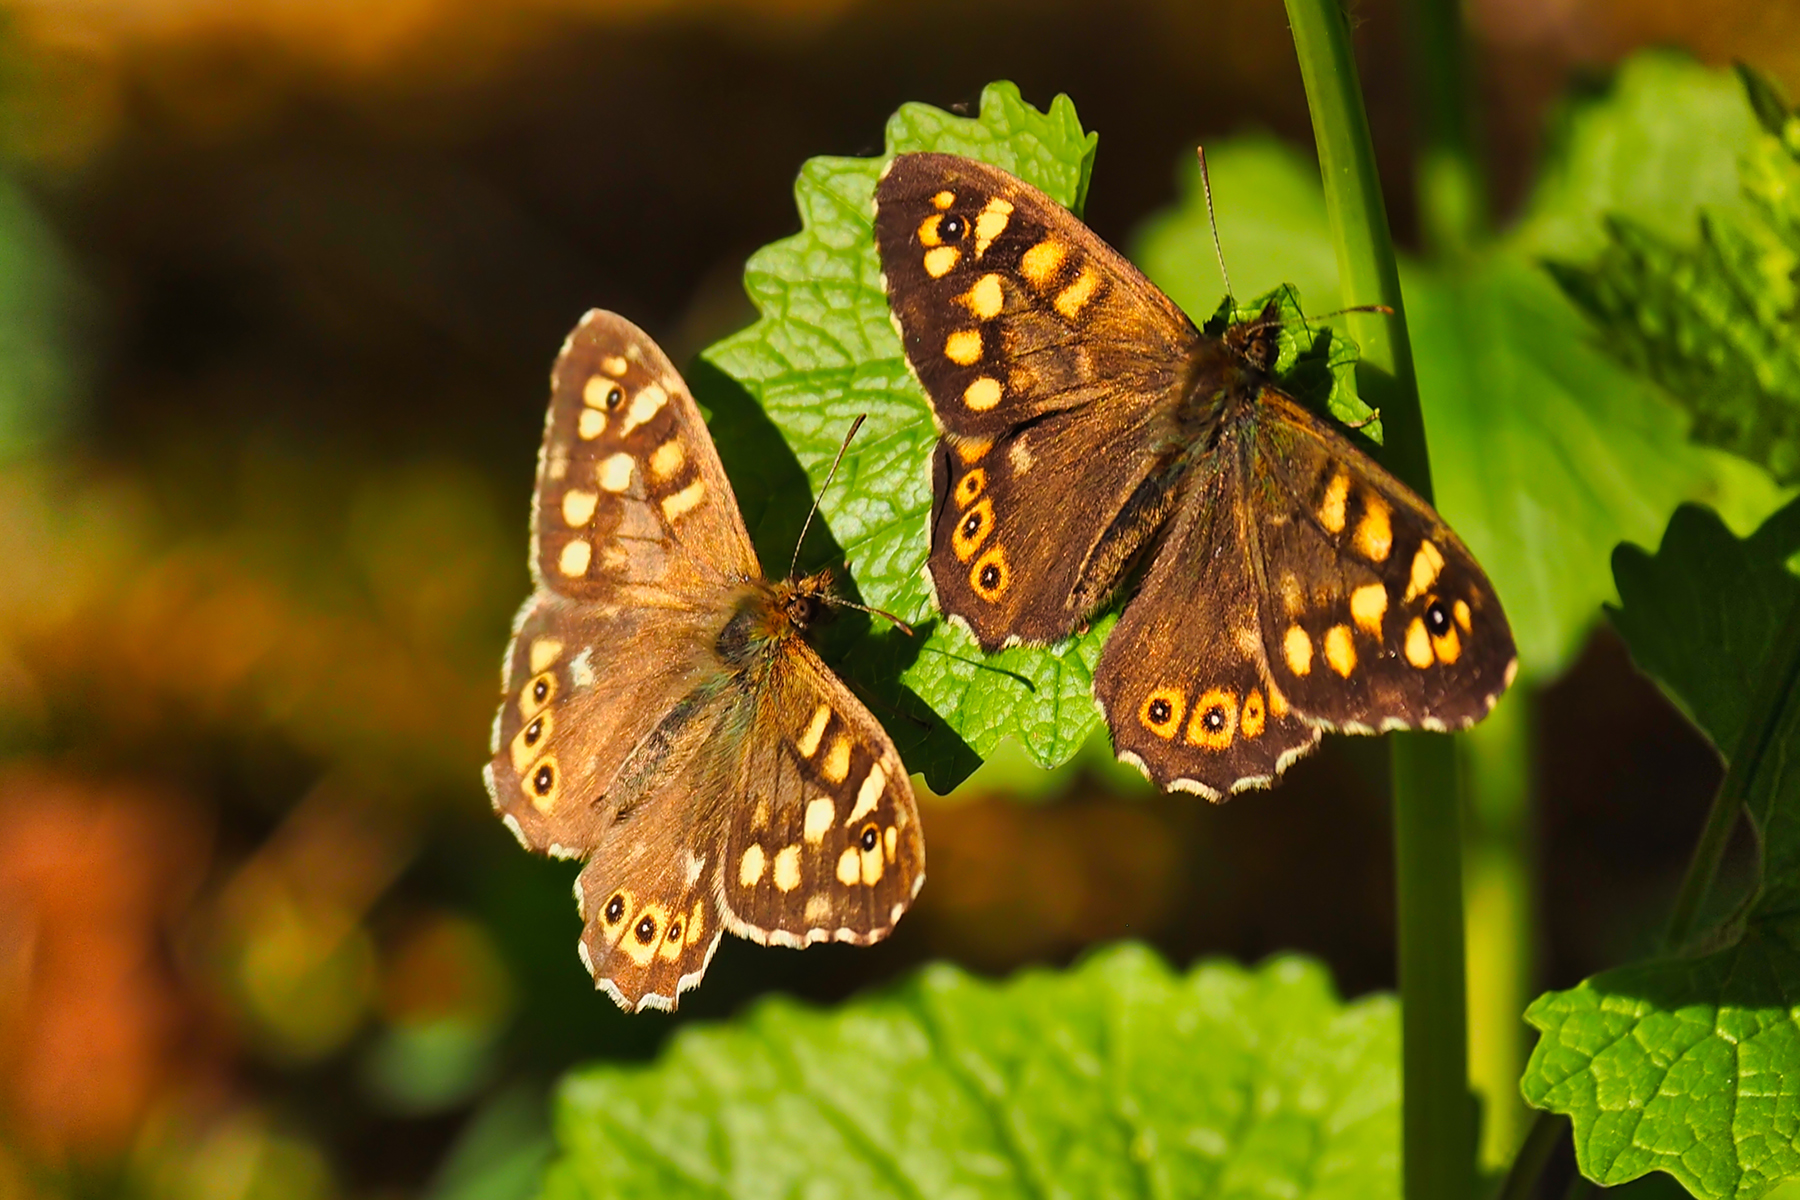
[1425,598,1451,637]
[860,824,880,852]
[939,214,966,241]
[634,915,658,945]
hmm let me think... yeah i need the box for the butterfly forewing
[1249,392,1516,731]
[533,310,758,601]
[877,152,1203,647]
[719,641,925,946]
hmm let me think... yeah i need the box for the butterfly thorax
[1171,321,1278,457]
[714,572,832,670]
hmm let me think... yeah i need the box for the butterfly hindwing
[534,309,757,602]
[1249,391,1517,732]
[1093,447,1321,797]
[719,640,925,946]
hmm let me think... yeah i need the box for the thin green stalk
[1461,688,1535,1169]
[1283,2,1473,1197]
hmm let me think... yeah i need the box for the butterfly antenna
[789,413,867,580]
[1197,146,1232,300]
[820,593,915,638]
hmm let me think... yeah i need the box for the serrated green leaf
[1134,132,1783,682]
[541,948,1397,1200]
[698,82,1101,791]
[1521,498,1800,1198]
[1547,66,1800,486]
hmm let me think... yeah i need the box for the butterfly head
[774,570,835,634]
[1222,301,1283,376]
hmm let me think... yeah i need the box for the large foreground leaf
[541,947,1396,1200]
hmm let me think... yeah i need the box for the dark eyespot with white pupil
[979,564,1000,589]
[532,678,549,703]
[860,825,879,852]
[532,764,554,794]
[1149,699,1171,725]
[1426,599,1451,636]
[603,384,623,410]
[667,921,682,943]
[634,916,657,945]
[939,214,966,241]
[1203,706,1226,731]
[524,718,543,745]
[605,894,625,923]
[962,512,981,536]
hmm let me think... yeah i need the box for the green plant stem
[1284,2,1473,1197]
[1461,688,1535,1169]
[1666,587,1800,948]
[1402,0,1490,254]
[1493,1106,1563,1200]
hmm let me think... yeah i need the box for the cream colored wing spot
[618,383,669,435]
[529,638,564,673]
[577,408,605,440]
[1280,572,1304,618]
[561,490,599,528]
[803,893,831,926]
[773,845,802,893]
[1323,623,1357,677]
[1020,239,1067,288]
[1318,469,1349,533]
[931,189,956,210]
[924,246,960,278]
[884,826,897,863]
[739,843,767,887]
[1433,622,1463,665]
[973,197,1013,255]
[660,480,707,522]
[1284,625,1314,676]
[1240,690,1267,738]
[847,762,886,824]
[1405,616,1434,668]
[836,846,861,886]
[797,703,831,758]
[964,377,1003,411]
[1350,583,1387,636]
[751,797,770,831]
[1355,497,1393,562]
[954,438,992,465]
[601,354,628,377]
[1054,268,1101,320]
[583,375,622,409]
[945,329,983,365]
[803,796,836,845]
[1008,440,1034,475]
[649,439,686,480]
[599,452,635,493]
[962,273,1004,320]
[860,835,885,885]
[1454,599,1473,633]
[821,735,851,784]
[558,539,592,577]
[1404,540,1446,602]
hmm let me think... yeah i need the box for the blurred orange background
[0,0,1792,1195]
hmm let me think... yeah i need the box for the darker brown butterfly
[484,310,924,1012]
[873,152,1516,798]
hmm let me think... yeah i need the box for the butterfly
[483,310,925,1012]
[873,152,1517,799]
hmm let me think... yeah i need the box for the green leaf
[1134,127,1783,682]
[540,948,1398,1199]
[698,82,1100,790]
[1546,64,1800,485]
[1521,498,1800,1198]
